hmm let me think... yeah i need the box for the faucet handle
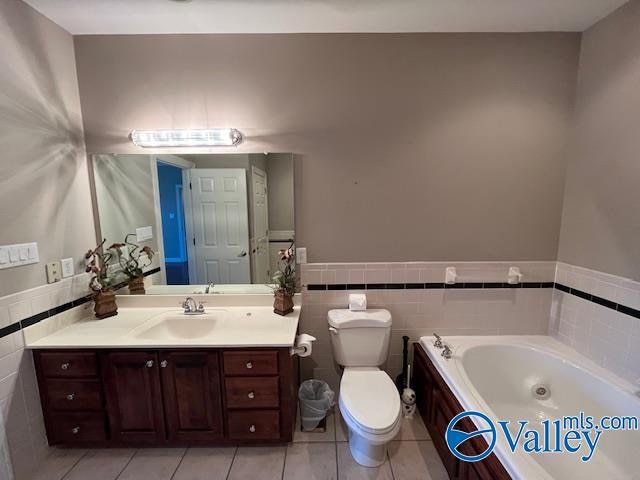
[433,333,443,349]
[197,302,205,312]
[441,344,452,359]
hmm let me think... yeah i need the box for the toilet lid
[340,368,401,435]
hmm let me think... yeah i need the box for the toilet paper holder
[290,334,317,357]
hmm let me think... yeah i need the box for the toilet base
[348,428,388,467]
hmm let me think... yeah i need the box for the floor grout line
[334,439,339,480]
[387,448,396,480]
[280,443,288,480]
[115,448,140,480]
[58,448,90,480]
[113,449,138,480]
[225,446,238,480]
[169,447,188,480]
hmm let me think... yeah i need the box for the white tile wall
[550,263,640,385]
[299,261,556,391]
[301,261,557,286]
[0,273,92,480]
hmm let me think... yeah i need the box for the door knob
[238,251,247,257]
[249,425,256,433]
[66,394,75,401]
[146,360,154,368]
[61,363,70,370]
[160,360,168,368]
[71,427,80,435]
[246,362,253,369]
[248,391,255,399]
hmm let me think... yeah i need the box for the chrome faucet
[182,297,205,315]
[441,344,452,360]
[433,333,443,349]
[205,283,215,294]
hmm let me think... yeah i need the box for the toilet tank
[328,309,392,367]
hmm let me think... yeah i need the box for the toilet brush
[395,335,410,392]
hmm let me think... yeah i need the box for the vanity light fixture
[129,128,243,148]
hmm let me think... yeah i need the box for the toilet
[328,308,401,467]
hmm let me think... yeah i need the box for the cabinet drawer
[39,352,98,378]
[227,410,280,440]
[43,379,103,411]
[225,377,279,409]
[49,413,107,444]
[223,351,278,376]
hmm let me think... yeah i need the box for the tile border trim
[307,281,555,291]
[307,281,640,319]
[554,283,640,319]
[0,267,161,340]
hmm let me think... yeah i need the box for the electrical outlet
[61,258,74,278]
[46,262,62,283]
[296,247,307,264]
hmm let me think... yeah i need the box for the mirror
[89,153,295,294]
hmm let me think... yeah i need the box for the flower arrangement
[85,239,119,318]
[111,234,155,280]
[85,239,117,293]
[272,244,296,295]
[272,243,296,315]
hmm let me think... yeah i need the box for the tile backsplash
[0,273,93,480]
[549,262,640,385]
[299,261,556,390]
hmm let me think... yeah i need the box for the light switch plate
[61,258,74,278]
[0,243,39,270]
[136,226,153,242]
[296,247,307,264]
[46,261,62,283]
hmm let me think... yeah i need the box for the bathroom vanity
[27,301,301,448]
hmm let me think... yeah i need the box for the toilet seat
[339,367,401,436]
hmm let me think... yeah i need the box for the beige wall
[557,1,640,281]
[74,33,581,263]
[0,0,94,297]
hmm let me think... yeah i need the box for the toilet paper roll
[349,293,367,311]
[292,333,316,357]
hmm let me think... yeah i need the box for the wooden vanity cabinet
[33,347,297,447]
[101,351,167,444]
[160,351,224,443]
[412,343,510,480]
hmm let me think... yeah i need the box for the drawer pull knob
[146,360,154,368]
[249,424,256,433]
[248,391,255,399]
[61,363,70,370]
[246,362,253,369]
[66,394,75,401]
[160,360,168,368]
[71,427,80,435]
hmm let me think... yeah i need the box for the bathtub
[419,335,640,480]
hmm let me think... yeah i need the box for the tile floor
[28,409,447,480]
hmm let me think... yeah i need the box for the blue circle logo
[445,411,497,462]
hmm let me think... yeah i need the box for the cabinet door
[101,352,166,443]
[431,388,460,479]
[160,351,223,442]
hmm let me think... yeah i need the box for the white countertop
[26,305,300,349]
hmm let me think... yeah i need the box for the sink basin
[129,311,227,341]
